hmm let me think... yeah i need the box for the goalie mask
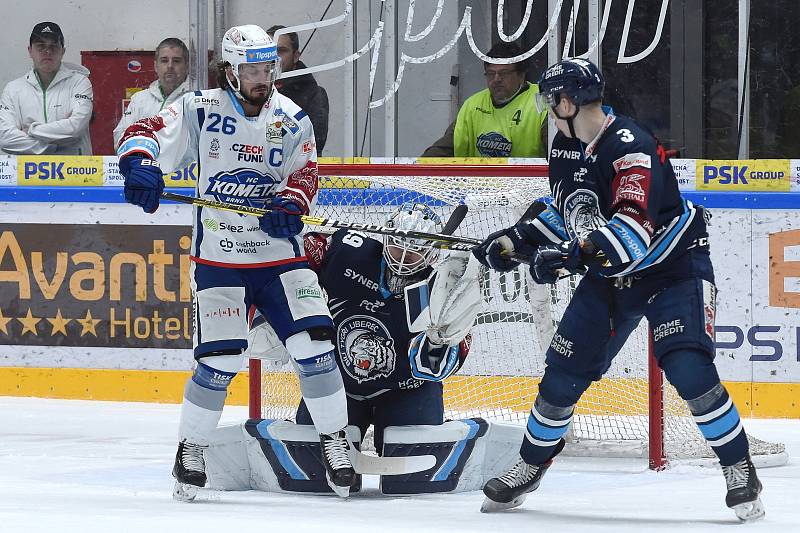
[383,203,441,294]
[221,25,281,104]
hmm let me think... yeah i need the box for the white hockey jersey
[117,87,319,267]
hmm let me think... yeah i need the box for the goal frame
[246,162,683,471]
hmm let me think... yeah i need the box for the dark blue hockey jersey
[306,229,460,396]
[524,113,707,277]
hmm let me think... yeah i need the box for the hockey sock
[687,383,749,466]
[178,358,238,444]
[288,331,348,435]
[519,395,574,465]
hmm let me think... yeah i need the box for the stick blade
[442,204,468,235]
[353,451,436,475]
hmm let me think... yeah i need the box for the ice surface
[1,397,798,533]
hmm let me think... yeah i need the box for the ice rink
[1,396,798,533]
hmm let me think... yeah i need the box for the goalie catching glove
[404,251,482,380]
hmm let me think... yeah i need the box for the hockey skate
[172,440,207,502]
[320,430,356,498]
[480,440,565,513]
[723,454,764,521]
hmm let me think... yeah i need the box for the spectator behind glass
[0,22,93,155]
[422,41,548,158]
[267,25,329,155]
[113,38,193,147]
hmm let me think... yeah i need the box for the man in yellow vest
[422,41,548,158]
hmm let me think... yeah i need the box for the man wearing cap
[112,38,193,147]
[0,22,93,155]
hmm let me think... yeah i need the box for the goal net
[248,163,786,469]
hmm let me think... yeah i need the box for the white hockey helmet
[383,202,442,288]
[221,25,280,101]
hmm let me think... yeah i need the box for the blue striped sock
[688,383,749,466]
[520,395,573,465]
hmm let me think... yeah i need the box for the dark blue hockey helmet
[536,58,604,111]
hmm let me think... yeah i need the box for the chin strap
[552,100,581,139]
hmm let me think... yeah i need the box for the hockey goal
[248,162,786,470]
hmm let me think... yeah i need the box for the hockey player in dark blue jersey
[240,203,523,495]
[295,203,476,452]
[473,58,764,521]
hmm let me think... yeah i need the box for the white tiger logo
[337,315,397,383]
[350,333,394,379]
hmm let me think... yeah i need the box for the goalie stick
[160,192,531,262]
[353,450,437,475]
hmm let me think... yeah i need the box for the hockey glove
[259,196,304,238]
[530,238,586,284]
[472,226,535,272]
[119,156,165,213]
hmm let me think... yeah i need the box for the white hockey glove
[426,251,483,346]
[244,314,290,365]
[405,250,483,347]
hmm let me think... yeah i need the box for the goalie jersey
[526,113,708,278]
[304,229,469,396]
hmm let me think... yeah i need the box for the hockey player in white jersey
[116,25,354,500]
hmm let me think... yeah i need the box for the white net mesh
[254,169,785,466]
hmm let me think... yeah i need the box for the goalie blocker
[204,418,524,494]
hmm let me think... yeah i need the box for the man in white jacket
[112,38,194,147]
[0,22,93,155]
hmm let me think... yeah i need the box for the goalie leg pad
[205,420,363,493]
[287,331,348,435]
[380,419,524,494]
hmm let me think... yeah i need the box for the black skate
[172,440,207,502]
[481,440,565,513]
[723,454,765,521]
[320,430,356,498]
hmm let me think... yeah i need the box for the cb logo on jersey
[337,315,396,383]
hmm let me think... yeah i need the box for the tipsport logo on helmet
[246,47,278,63]
[205,169,278,207]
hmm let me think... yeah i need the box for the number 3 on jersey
[617,128,635,143]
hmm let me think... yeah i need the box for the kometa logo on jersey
[337,315,396,383]
[476,131,512,157]
[205,168,278,206]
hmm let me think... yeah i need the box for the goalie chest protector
[319,230,431,395]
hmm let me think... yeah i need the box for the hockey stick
[353,451,437,475]
[161,192,532,262]
[441,203,468,236]
[161,191,522,257]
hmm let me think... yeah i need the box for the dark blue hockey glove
[472,226,535,272]
[530,239,586,284]
[259,196,304,238]
[118,156,165,213]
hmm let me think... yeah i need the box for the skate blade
[480,495,527,513]
[325,472,351,499]
[733,497,765,522]
[172,481,199,502]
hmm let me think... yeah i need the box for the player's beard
[241,83,272,107]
